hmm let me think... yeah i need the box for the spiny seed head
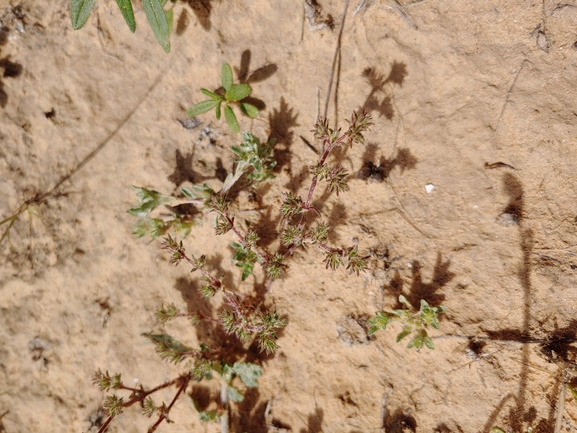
[310,221,329,244]
[323,249,344,271]
[215,215,233,235]
[103,395,124,417]
[92,369,121,391]
[281,192,304,218]
[156,304,179,324]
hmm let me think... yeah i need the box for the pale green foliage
[70,0,174,53]
[187,64,259,133]
[129,130,276,242]
[188,361,262,423]
[368,295,446,350]
[223,132,276,190]
[128,186,197,240]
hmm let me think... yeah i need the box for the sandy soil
[1,0,577,432]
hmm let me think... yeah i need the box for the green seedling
[71,0,174,53]
[187,64,259,133]
[368,295,446,350]
[128,131,275,241]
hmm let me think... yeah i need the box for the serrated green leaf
[225,84,251,101]
[114,0,136,32]
[227,385,244,402]
[187,100,219,117]
[201,88,222,100]
[221,64,233,91]
[71,0,96,30]
[224,105,239,133]
[142,0,171,53]
[232,362,262,388]
[240,102,259,118]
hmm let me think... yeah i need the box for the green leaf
[200,88,222,100]
[224,105,240,133]
[396,326,412,343]
[398,294,411,309]
[71,0,96,30]
[142,0,171,53]
[165,8,173,37]
[367,312,390,336]
[187,100,219,117]
[240,102,259,118]
[215,101,222,120]
[423,334,435,350]
[114,0,136,33]
[225,84,251,102]
[232,362,262,388]
[221,63,233,91]
[227,385,244,402]
[127,186,175,218]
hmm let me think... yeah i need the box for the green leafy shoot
[187,63,259,133]
[127,186,176,218]
[71,0,173,52]
[222,132,276,192]
[368,295,447,350]
[190,361,262,424]
[230,241,259,281]
[128,186,198,240]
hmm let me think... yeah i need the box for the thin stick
[494,59,529,141]
[554,382,566,433]
[323,0,351,119]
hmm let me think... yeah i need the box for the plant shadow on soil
[469,171,577,433]
[174,269,288,431]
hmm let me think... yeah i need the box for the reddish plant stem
[223,212,270,264]
[98,375,190,433]
[97,416,114,433]
[183,255,221,288]
[148,376,190,432]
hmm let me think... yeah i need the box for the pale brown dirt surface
[1,1,577,432]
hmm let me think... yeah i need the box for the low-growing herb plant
[368,295,446,350]
[94,107,378,431]
[71,0,175,53]
[92,341,262,433]
[91,60,450,430]
[187,63,260,133]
